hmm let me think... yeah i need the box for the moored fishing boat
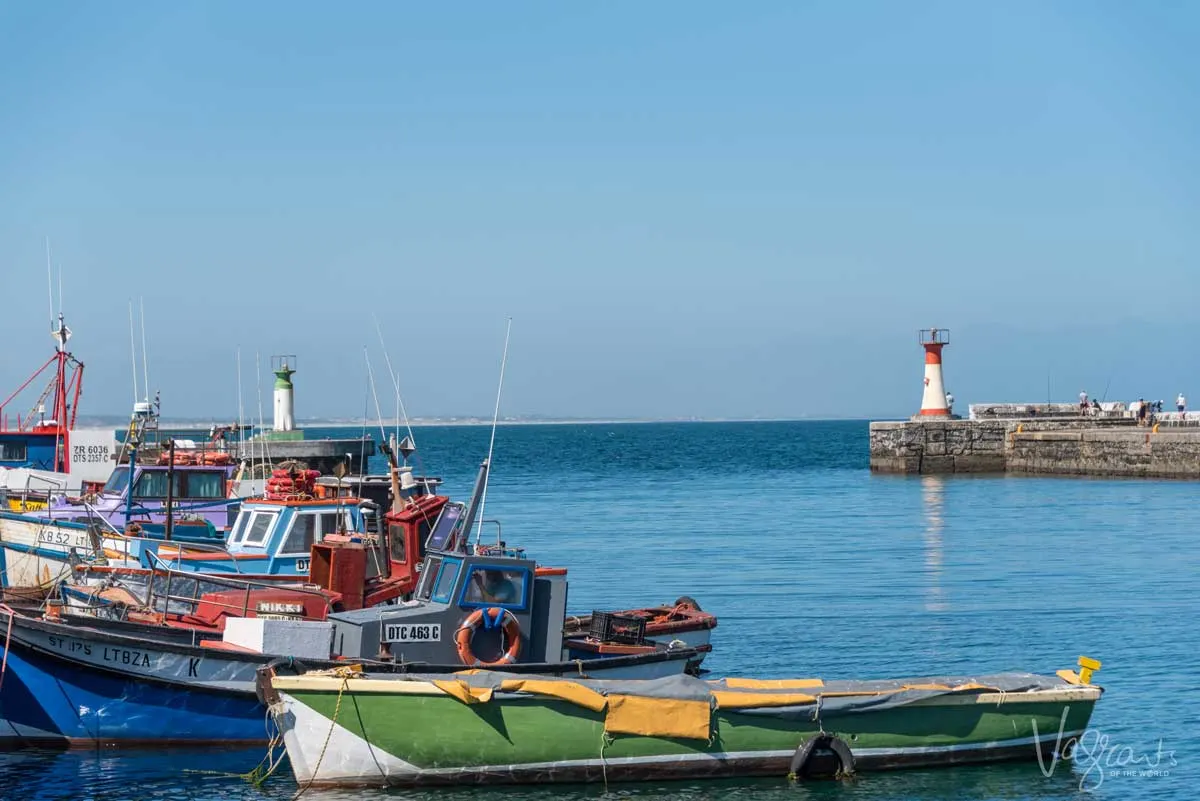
[0,457,713,746]
[267,660,1103,788]
[0,591,708,746]
[0,313,115,506]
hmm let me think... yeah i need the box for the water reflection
[921,475,947,612]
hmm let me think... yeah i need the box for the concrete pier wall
[1008,429,1200,478]
[870,419,1200,478]
[869,420,1007,474]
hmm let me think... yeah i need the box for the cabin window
[229,512,249,544]
[242,512,276,547]
[130,470,226,500]
[133,471,170,498]
[416,555,441,600]
[102,467,130,495]
[431,558,461,604]
[281,514,317,555]
[389,522,407,563]
[426,503,463,552]
[183,471,224,499]
[414,518,433,561]
[318,512,344,537]
[0,442,27,461]
[461,566,528,610]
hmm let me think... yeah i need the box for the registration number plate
[384,623,441,643]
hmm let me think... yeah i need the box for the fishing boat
[0,460,241,590]
[0,313,116,507]
[0,567,708,746]
[59,458,717,672]
[266,659,1103,788]
[0,460,713,746]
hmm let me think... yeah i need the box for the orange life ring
[454,607,522,667]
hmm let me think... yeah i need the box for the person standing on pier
[1079,390,1089,414]
[945,391,954,415]
[1178,392,1187,414]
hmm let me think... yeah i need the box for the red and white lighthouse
[917,327,951,417]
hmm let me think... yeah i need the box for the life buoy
[788,733,855,780]
[454,607,522,667]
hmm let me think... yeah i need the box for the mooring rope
[0,604,13,692]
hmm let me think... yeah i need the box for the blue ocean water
[1,421,1192,800]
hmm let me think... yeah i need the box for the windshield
[102,467,130,495]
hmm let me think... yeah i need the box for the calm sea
[1,421,1192,800]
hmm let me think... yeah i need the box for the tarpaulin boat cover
[363,669,1082,742]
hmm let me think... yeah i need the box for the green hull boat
[267,659,1102,788]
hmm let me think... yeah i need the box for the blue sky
[1,2,1197,421]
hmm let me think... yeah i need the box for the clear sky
[1,2,1197,422]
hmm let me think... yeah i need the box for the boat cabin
[323,528,570,666]
[93,463,239,528]
[0,429,61,473]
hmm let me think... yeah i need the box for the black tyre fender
[788,733,855,780]
[674,595,702,611]
[266,656,311,675]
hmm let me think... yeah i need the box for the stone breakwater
[870,419,1200,478]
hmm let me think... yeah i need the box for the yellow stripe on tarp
[720,677,824,690]
[713,690,817,709]
[498,679,607,712]
[432,680,495,705]
[605,694,711,741]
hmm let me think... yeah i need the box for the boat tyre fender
[266,656,311,675]
[788,734,855,780]
[455,607,523,667]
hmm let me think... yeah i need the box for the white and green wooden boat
[267,657,1103,787]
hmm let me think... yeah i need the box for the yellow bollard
[1077,656,1102,685]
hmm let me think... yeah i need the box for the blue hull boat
[0,638,267,746]
[0,606,708,747]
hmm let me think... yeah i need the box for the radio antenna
[139,296,150,401]
[475,317,512,547]
[373,314,417,450]
[45,238,54,330]
[128,300,140,404]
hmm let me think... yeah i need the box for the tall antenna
[128,300,140,404]
[364,347,388,444]
[139,296,150,401]
[475,317,513,546]
[58,265,63,319]
[45,237,54,330]
[236,347,245,456]
[255,351,270,468]
[373,315,417,449]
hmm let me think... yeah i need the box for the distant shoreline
[75,417,871,430]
